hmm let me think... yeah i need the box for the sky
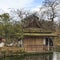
[0,0,44,12]
[0,0,59,22]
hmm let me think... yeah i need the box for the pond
[0,52,60,60]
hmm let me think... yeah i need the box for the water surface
[0,52,60,60]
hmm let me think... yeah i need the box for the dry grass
[0,47,25,55]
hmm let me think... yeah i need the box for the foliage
[0,13,23,43]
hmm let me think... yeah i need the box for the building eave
[24,33,57,37]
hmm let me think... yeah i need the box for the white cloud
[31,5,41,12]
[31,5,48,12]
[0,0,34,9]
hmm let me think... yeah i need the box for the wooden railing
[24,45,54,52]
[0,45,59,53]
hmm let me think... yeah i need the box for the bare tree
[42,0,60,22]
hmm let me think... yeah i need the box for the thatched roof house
[21,14,57,52]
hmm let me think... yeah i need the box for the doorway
[44,37,53,51]
[45,37,53,46]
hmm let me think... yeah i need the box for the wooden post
[48,38,50,51]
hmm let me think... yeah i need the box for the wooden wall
[23,36,44,52]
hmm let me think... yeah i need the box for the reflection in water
[22,54,53,60]
[53,52,60,60]
[0,54,53,60]
[0,52,60,60]
[53,52,57,60]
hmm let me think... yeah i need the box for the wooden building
[21,15,57,52]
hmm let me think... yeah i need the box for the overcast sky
[0,0,44,12]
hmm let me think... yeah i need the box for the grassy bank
[0,47,25,57]
[0,47,54,58]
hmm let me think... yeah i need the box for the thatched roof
[22,14,56,33]
[22,14,42,28]
[24,28,53,33]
